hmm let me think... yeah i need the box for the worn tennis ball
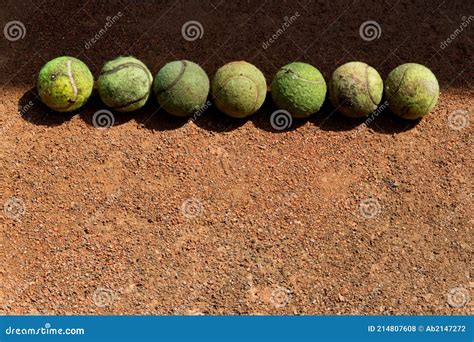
[271,62,327,118]
[153,60,210,117]
[97,56,153,112]
[211,61,267,118]
[329,61,383,118]
[384,63,439,120]
[37,56,93,112]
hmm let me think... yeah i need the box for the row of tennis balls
[37,56,440,121]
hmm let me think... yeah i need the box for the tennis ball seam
[100,62,152,84]
[156,60,188,95]
[50,58,80,111]
[217,75,261,113]
[423,87,439,116]
[388,64,438,118]
[281,67,324,85]
[66,59,79,104]
[99,60,152,110]
[114,94,150,110]
[364,64,378,106]
[389,65,412,98]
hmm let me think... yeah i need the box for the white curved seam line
[67,59,78,100]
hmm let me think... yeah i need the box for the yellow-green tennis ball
[384,63,439,120]
[153,60,210,117]
[211,61,267,118]
[37,56,93,112]
[97,56,153,112]
[271,62,327,118]
[329,61,383,118]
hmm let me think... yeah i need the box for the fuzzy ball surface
[37,56,93,112]
[384,63,439,120]
[329,61,383,118]
[211,61,267,118]
[97,56,153,112]
[153,60,210,117]
[271,62,327,118]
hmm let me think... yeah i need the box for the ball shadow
[364,104,423,134]
[18,88,75,126]
[133,99,189,132]
[250,96,308,133]
[310,100,365,132]
[79,93,135,128]
[192,99,247,133]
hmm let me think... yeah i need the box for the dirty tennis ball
[211,61,267,118]
[153,60,210,117]
[271,62,327,118]
[37,56,93,112]
[384,63,439,120]
[329,61,383,118]
[97,56,153,112]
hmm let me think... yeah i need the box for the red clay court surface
[0,0,472,314]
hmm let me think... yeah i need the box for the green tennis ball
[211,61,267,118]
[97,56,153,112]
[329,61,383,118]
[384,63,439,120]
[153,60,210,117]
[37,56,93,112]
[271,62,327,118]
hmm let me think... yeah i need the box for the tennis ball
[153,60,210,116]
[97,56,153,112]
[329,61,383,118]
[37,56,93,112]
[271,62,327,118]
[384,63,439,120]
[211,61,267,118]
